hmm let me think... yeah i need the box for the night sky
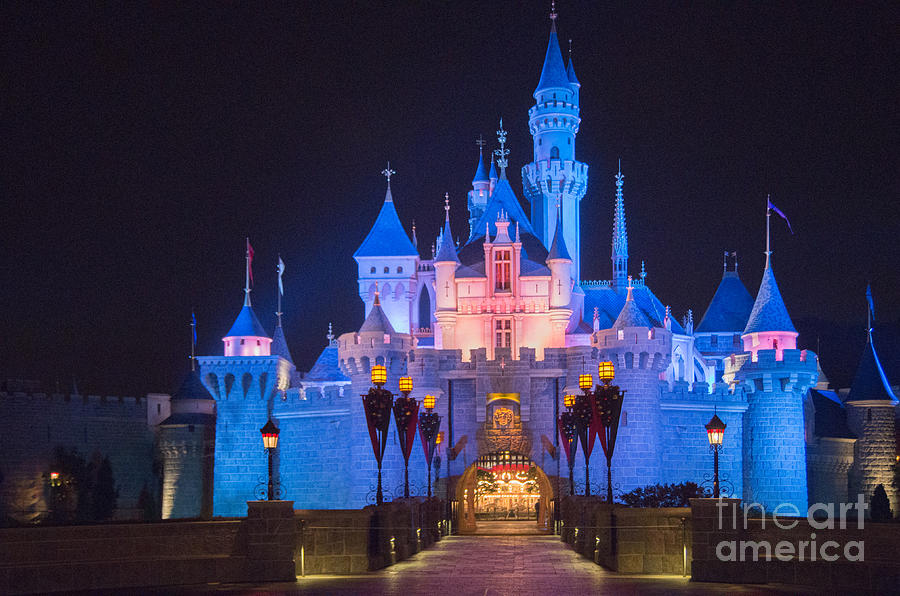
[3,2,898,396]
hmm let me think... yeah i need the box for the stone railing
[295,498,444,574]
[560,496,691,575]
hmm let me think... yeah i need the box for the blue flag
[767,197,793,234]
[191,311,197,344]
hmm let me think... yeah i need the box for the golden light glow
[564,394,576,409]
[371,365,387,386]
[598,361,615,383]
[399,376,413,393]
[260,420,280,449]
[578,373,593,391]
[435,431,444,445]
[705,414,726,446]
[424,394,436,410]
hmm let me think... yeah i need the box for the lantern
[399,376,413,394]
[260,419,280,450]
[598,361,615,384]
[371,365,387,386]
[423,394,436,410]
[435,431,444,445]
[705,414,726,446]
[578,373,593,391]
[564,394,576,409]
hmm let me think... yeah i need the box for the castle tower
[354,167,420,334]
[845,305,898,513]
[727,258,817,511]
[611,162,628,291]
[546,204,573,347]
[467,143,491,238]
[158,371,215,519]
[521,6,588,282]
[593,280,671,491]
[434,196,460,349]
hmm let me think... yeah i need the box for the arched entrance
[455,451,554,534]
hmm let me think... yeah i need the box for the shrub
[620,482,710,507]
[870,484,893,522]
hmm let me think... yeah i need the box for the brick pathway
[150,524,811,595]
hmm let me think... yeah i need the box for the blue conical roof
[354,185,418,258]
[534,30,572,96]
[614,288,651,330]
[172,370,214,401]
[467,179,535,242]
[697,271,754,333]
[742,266,796,334]
[271,324,294,364]
[305,343,350,383]
[472,151,489,184]
[566,57,580,87]
[489,158,498,180]
[846,333,897,402]
[546,210,571,261]
[359,296,395,334]
[435,217,460,263]
[225,305,269,338]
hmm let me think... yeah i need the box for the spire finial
[494,118,509,180]
[568,38,572,60]
[640,260,646,280]
[612,161,628,290]
[382,162,396,185]
[549,0,558,32]
[244,237,253,307]
[476,134,486,151]
[444,192,450,222]
[626,275,634,301]
[327,322,335,344]
[373,281,381,307]
[765,193,772,269]
[412,220,417,247]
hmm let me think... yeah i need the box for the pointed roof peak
[172,370,214,401]
[271,324,294,364]
[468,179,535,243]
[742,265,796,335]
[225,304,270,339]
[381,162,396,202]
[566,38,580,87]
[354,177,418,258]
[697,263,754,333]
[534,4,571,97]
[614,277,651,330]
[473,145,489,184]
[549,0,558,33]
[360,289,395,334]
[489,152,498,180]
[435,195,460,263]
[546,203,571,261]
[847,330,897,403]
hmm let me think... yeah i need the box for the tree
[620,482,710,507]
[870,484,893,522]
[91,457,118,521]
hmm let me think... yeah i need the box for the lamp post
[575,373,596,496]
[259,420,280,501]
[393,376,419,498]
[362,364,393,505]
[705,413,726,498]
[558,394,578,496]
[591,361,625,505]
[418,394,441,498]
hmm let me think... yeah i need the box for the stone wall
[295,498,443,574]
[690,497,900,591]
[560,496,691,575]
[0,500,295,595]
[0,391,158,523]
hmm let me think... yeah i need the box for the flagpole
[244,238,251,307]
[765,195,772,269]
[276,254,283,328]
[190,311,196,372]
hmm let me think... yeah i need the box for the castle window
[539,138,542,146]
[384,266,389,274]
[494,249,511,291]
[550,146,559,159]
[397,266,403,273]
[370,266,376,274]
[240,339,245,345]
[617,329,624,340]
[552,93,556,99]
[567,137,571,145]
[495,318,512,348]
[773,339,779,350]
[257,340,261,346]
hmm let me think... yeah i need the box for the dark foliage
[91,456,118,521]
[870,484,893,522]
[620,482,710,507]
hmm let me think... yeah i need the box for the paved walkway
[149,528,811,596]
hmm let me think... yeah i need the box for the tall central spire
[612,160,628,291]
[493,119,509,180]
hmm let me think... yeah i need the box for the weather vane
[381,162,395,184]
[476,134,485,150]
[493,118,509,179]
[444,192,450,216]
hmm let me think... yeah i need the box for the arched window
[370,266,376,274]
[397,266,403,273]
[418,287,431,329]
[383,266,389,274]
[550,146,559,159]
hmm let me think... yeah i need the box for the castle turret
[223,242,272,357]
[845,293,898,514]
[354,167,420,334]
[468,145,491,237]
[521,6,588,282]
[728,256,816,511]
[546,205,572,309]
[594,279,671,491]
[158,371,215,519]
[434,196,459,350]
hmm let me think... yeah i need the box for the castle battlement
[726,348,819,393]
[0,391,146,409]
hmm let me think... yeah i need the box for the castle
[2,10,896,526]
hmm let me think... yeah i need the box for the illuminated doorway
[456,451,554,534]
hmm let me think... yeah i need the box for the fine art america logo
[715,496,868,562]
